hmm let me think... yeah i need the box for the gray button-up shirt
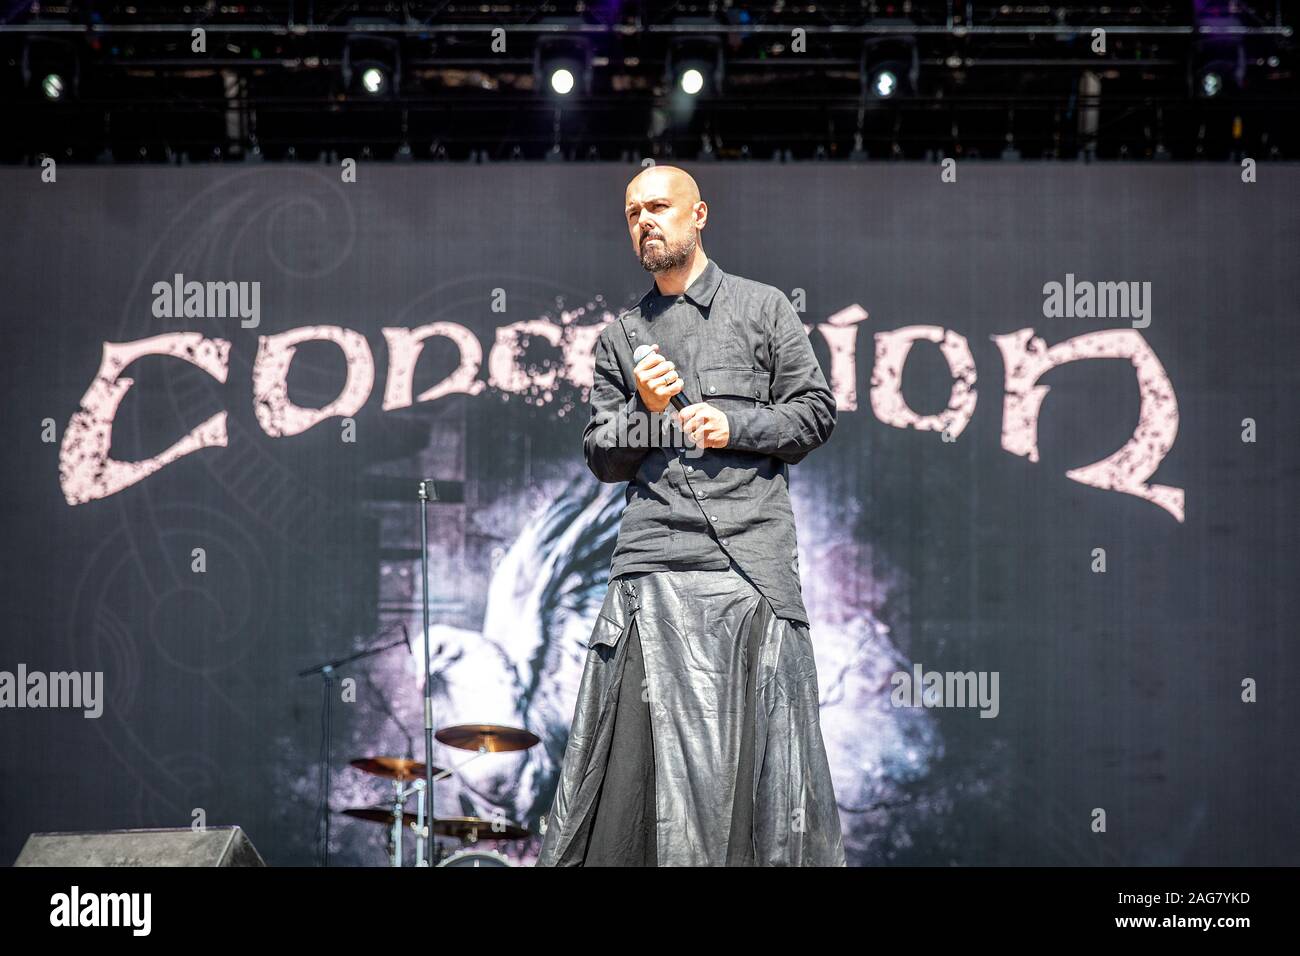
[583,258,836,625]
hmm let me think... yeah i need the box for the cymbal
[340,809,529,841]
[427,816,531,841]
[348,756,442,781]
[341,807,418,827]
[434,723,540,753]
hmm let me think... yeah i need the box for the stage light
[666,29,723,102]
[861,33,919,105]
[336,28,404,158]
[549,67,576,96]
[535,30,592,100]
[680,68,705,96]
[342,31,400,99]
[361,67,387,96]
[22,37,79,103]
[670,57,719,98]
[1192,6,1246,102]
[1194,58,1241,100]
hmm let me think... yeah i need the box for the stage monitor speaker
[14,826,266,867]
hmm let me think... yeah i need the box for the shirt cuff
[727,406,780,454]
[614,391,666,448]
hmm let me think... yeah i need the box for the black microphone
[633,343,692,411]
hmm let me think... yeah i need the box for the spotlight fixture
[360,67,387,96]
[549,66,577,96]
[666,25,724,100]
[872,69,899,99]
[41,73,65,101]
[21,37,79,102]
[535,35,592,99]
[1194,57,1243,99]
[1192,7,1247,100]
[861,34,919,103]
[342,32,400,99]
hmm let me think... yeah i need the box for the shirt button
[676,296,685,303]
[708,385,717,394]
[685,465,694,474]
[720,538,729,546]
[709,514,718,522]
[696,491,707,499]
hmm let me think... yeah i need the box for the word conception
[59,305,1183,521]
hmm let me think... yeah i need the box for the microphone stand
[299,625,409,867]
[417,478,438,866]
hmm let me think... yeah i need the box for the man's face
[625,171,699,273]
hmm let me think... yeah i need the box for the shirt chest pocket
[696,367,770,410]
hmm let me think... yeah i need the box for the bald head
[625,164,701,208]
[624,165,708,274]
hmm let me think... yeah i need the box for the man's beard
[639,232,696,273]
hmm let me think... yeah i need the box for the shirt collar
[647,258,724,309]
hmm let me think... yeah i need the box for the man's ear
[694,200,708,230]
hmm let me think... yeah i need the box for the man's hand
[633,344,684,414]
[677,402,730,449]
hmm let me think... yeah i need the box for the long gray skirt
[536,566,846,867]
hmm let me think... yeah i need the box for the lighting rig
[0,2,1293,163]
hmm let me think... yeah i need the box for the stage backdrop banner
[1,164,1296,866]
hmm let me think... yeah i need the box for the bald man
[536,165,845,867]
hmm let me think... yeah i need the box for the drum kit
[339,723,540,867]
[306,479,545,868]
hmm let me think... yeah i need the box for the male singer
[536,165,845,867]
